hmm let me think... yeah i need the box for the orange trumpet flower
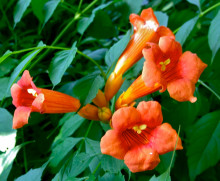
[105,8,174,101]
[116,37,207,109]
[101,101,183,172]
[11,70,81,129]
[142,36,207,102]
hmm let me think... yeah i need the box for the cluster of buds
[11,8,207,173]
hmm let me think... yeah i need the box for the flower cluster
[11,8,207,173]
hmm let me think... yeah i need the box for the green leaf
[15,161,49,181]
[149,169,171,181]
[155,11,168,27]
[208,10,220,63]
[72,74,104,106]
[43,0,60,27]
[50,137,82,168]
[85,138,102,172]
[77,2,112,35]
[0,77,11,100]
[0,57,17,77]
[123,0,143,14]
[99,172,125,181]
[0,145,22,181]
[65,153,95,178]
[13,0,31,27]
[5,42,45,97]
[187,0,201,11]
[0,50,12,64]
[0,108,16,152]
[187,110,220,180]
[31,0,48,22]
[105,30,132,69]
[49,42,77,87]
[176,16,199,46]
[101,155,126,173]
[156,152,173,174]
[53,114,85,145]
[86,48,108,61]
[87,10,116,39]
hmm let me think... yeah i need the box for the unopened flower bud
[93,90,107,108]
[78,104,99,121]
[98,107,112,123]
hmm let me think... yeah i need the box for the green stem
[92,162,101,175]
[198,79,220,101]
[200,2,220,17]
[168,125,181,172]
[81,0,98,15]
[77,50,107,80]
[77,121,94,153]
[21,129,28,172]
[1,45,69,56]
[77,0,84,12]
[30,0,98,70]
[174,2,220,34]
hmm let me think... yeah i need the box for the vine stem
[173,2,220,34]
[200,2,220,17]
[198,79,220,101]
[29,0,98,70]
[77,50,107,80]
[77,121,94,154]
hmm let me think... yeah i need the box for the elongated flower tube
[104,8,174,101]
[116,37,207,109]
[11,70,81,129]
[115,76,161,110]
[101,101,183,172]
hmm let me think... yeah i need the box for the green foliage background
[0,0,220,180]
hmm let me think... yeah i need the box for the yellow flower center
[159,59,171,71]
[133,124,147,134]
[27,89,38,97]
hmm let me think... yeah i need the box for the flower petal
[178,51,207,83]
[12,106,31,129]
[32,93,45,112]
[140,8,159,26]
[159,36,182,62]
[142,47,166,91]
[124,145,160,172]
[137,101,163,128]
[150,123,183,155]
[129,14,145,31]
[100,130,129,160]
[167,79,197,103]
[156,26,175,39]
[112,107,141,132]
[17,70,34,89]
[11,84,23,107]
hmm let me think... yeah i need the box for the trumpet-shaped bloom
[142,36,207,102]
[116,37,207,109]
[11,70,81,129]
[101,101,183,172]
[104,8,174,101]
